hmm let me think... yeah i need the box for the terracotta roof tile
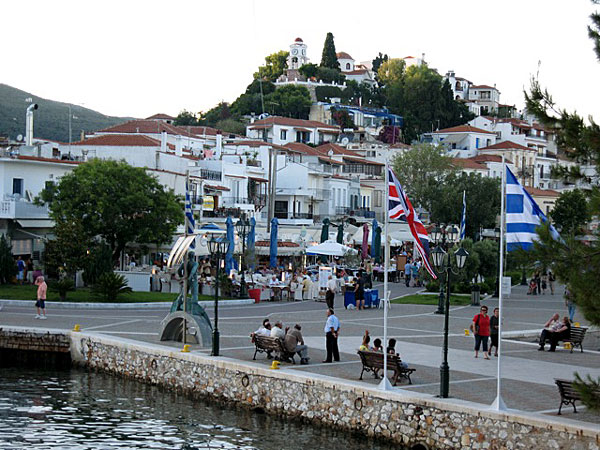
[16,155,81,165]
[451,158,488,170]
[99,119,199,138]
[435,125,496,135]
[524,186,560,197]
[283,142,325,156]
[337,51,354,60]
[146,113,175,120]
[342,156,384,166]
[479,140,532,151]
[316,142,360,156]
[249,116,340,131]
[68,134,164,147]
[471,154,513,164]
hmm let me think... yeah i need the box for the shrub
[92,272,132,302]
[49,278,75,301]
[0,234,16,284]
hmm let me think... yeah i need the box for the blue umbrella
[270,217,279,268]
[225,216,234,274]
[247,217,256,270]
[371,218,378,258]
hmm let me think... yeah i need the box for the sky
[2,0,599,121]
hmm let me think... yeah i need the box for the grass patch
[391,294,472,306]
[0,284,232,303]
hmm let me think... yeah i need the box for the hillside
[0,84,131,143]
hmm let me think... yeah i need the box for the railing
[335,206,351,215]
[308,163,334,174]
[200,169,222,181]
[0,199,49,219]
[350,208,375,218]
[246,159,262,167]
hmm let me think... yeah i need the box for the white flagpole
[380,155,393,390]
[492,155,507,410]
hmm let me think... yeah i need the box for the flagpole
[182,170,189,348]
[492,155,507,410]
[380,154,393,390]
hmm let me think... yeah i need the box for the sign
[202,196,215,211]
[501,276,511,297]
[318,266,333,289]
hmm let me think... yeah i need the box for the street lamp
[208,235,230,357]
[432,225,459,314]
[235,215,250,298]
[431,242,469,399]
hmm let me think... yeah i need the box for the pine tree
[320,32,340,70]
[0,234,16,284]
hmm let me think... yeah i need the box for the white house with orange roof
[423,125,497,157]
[337,51,376,86]
[246,116,340,146]
[477,140,538,187]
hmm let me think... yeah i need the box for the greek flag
[506,167,560,251]
[185,180,196,249]
[459,190,466,241]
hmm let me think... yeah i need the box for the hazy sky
[2,0,599,121]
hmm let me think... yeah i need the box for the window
[475,138,480,149]
[540,165,544,179]
[280,129,287,141]
[12,178,23,196]
[480,91,491,100]
[374,190,383,207]
[346,63,351,70]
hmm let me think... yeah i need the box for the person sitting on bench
[547,317,571,352]
[538,313,563,351]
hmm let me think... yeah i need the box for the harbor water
[0,368,400,449]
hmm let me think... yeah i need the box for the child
[371,338,383,352]
[359,330,370,351]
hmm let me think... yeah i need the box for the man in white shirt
[270,321,285,339]
[326,275,337,309]
[322,309,340,363]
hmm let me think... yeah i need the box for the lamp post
[235,215,250,298]
[208,235,230,357]
[432,225,459,315]
[431,236,468,399]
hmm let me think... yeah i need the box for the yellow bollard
[464,329,470,336]
[270,360,281,370]
[73,324,81,332]
[574,322,580,328]
[181,344,191,353]
[564,342,572,350]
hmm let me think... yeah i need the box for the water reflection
[0,368,399,449]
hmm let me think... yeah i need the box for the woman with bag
[470,306,491,359]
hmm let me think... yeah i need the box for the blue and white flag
[185,180,196,249]
[459,190,466,241]
[506,167,560,251]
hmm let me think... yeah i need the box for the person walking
[326,275,337,309]
[470,306,491,359]
[34,276,47,319]
[541,272,548,295]
[354,270,365,310]
[489,307,499,357]
[16,256,25,285]
[548,271,555,295]
[565,286,576,322]
[322,308,340,363]
[404,259,412,287]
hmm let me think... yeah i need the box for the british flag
[388,168,436,279]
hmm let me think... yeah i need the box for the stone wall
[70,332,599,450]
[0,328,70,353]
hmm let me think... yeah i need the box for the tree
[550,189,590,235]
[377,58,406,85]
[215,118,246,135]
[317,67,345,84]
[320,32,340,70]
[372,52,389,76]
[40,159,183,262]
[523,0,600,411]
[331,108,354,129]
[429,172,501,240]
[0,234,16,284]
[254,50,289,82]
[173,110,199,126]
[231,80,276,117]
[299,63,319,79]
[315,86,344,103]
[391,143,455,211]
[269,85,311,119]
[43,219,91,277]
[377,125,402,144]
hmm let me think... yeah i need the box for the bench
[555,378,600,415]
[252,334,296,364]
[541,326,587,353]
[357,350,415,385]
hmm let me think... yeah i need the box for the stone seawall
[2,328,598,450]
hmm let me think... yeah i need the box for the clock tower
[288,37,308,70]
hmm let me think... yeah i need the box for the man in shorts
[35,276,47,319]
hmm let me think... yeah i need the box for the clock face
[292,49,298,55]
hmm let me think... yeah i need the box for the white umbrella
[306,241,358,256]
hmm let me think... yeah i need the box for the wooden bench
[541,326,587,353]
[555,378,600,415]
[357,350,415,385]
[252,335,296,364]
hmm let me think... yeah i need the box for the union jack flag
[388,168,437,279]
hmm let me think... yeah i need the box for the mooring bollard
[181,344,191,353]
[73,324,81,332]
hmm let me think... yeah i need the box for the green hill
[0,83,131,143]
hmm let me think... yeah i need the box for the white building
[246,116,340,146]
[423,125,497,158]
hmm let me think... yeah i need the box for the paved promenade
[1,282,598,424]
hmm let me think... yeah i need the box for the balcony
[349,208,376,218]
[0,198,50,219]
[199,169,222,181]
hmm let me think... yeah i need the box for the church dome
[294,37,303,43]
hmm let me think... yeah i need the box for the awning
[249,176,268,182]
[205,184,230,191]
[17,219,55,228]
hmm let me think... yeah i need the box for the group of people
[527,271,555,295]
[250,318,310,364]
[359,330,408,369]
[470,306,500,359]
[404,259,423,288]
[538,313,571,352]
[15,256,35,285]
